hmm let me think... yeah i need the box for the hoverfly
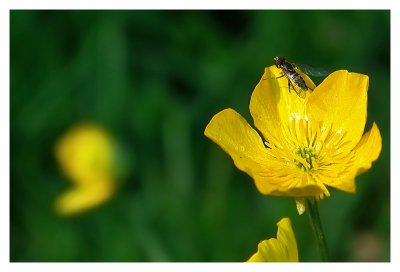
[273,56,328,99]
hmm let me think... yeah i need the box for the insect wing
[285,74,307,99]
[294,63,329,77]
[291,82,307,99]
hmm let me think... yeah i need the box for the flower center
[294,147,316,171]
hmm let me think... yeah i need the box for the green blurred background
[10,10,390,262]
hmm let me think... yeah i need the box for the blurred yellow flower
[55,123,116,216]
[205,66,381,200]
[247,217,298,262]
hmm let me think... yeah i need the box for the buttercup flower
[247,217,298,262]
[55,123,116,215]
[205,65,381,201]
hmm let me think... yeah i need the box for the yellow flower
[55,123,116,215]
[205,66,382,200]
[247,217,298,262]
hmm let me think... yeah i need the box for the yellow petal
[253,169,329,198]
[317,173,356,194]
[204,108,272,177]
[317,123,382,193]
[247,218,298,262]
[353,122,382,175]
[55,123,115,184]
[250,66,311,144]
[55,178,114,216]
[306,70,368,152]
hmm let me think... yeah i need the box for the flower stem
[306,198,329,261]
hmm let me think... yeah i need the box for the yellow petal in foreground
[204,108,273,177]
[205,65,382,199]
[352,122,382,175]
[306,70,368,152]
[250,65,314,144]
[247,218,298,262]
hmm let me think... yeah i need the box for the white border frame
[3,1,397,272]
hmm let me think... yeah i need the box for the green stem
[306,198,329,262]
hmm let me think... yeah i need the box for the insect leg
[268,71,286,80]
[273,74,286,79]
[263,73,286,81]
